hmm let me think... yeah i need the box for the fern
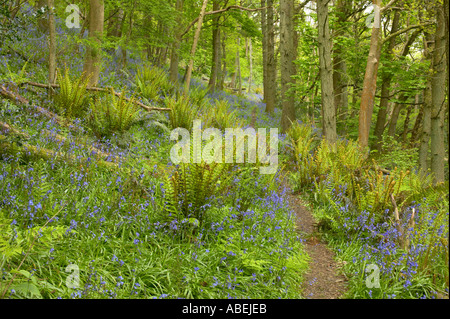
[205,99,241,130]
[89,89,140,137]
[165,95,201,131]
[135,64,173,101]
[164,161,232,222]
[53,68,91,118]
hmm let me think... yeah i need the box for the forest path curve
[284,186,348,299]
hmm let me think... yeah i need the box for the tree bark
[430,3,447,184]
[372,9,400,152]
[184,0,209,95]
[208,0,221,91]
[333,0,351,134]
[317,0,336,143]
[265,0,276,113]
[83,0,104,87]
[280,0,296,133]
[261,0,267,104]
[47,0,56,86]
[169,0,184,84]
[358,0,382,152]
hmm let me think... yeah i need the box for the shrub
[53,68,91,119]
[135,65,173,101]
[165,95,201,131]
[89,89,140,137]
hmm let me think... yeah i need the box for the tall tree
[83,0,104,87]
[208,0,221,91]
[333,0,351,133]
[280,0,296,133]
[184,0,209,95]
[317,0,336,143]
[47,0,56,86]
[264,0,276,113]
[372,8,401,151]
[430,2,447,184]
[169,0,184,84]
[261,0,267,104]
[358,0,382,151]
[418,32,434,175]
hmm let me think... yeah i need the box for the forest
[0,0,448,300]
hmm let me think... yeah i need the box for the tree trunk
[372,9,400,152]
[208,0,221,91]
[83,0,104,87]
[419,78,432,174]
[265,0,276,113]
[333,0,351,134]
[358,0,382,152]
[184,0,209,95]
[169,0,184,84]
[47,0,56,86]
[248,27,253,93]
[236,37,242,94]
[280,0,296,133]
[218,33,227,90]
[317,0,336,143]
[261,0,267,103]
[410,93,424,146]
[430,3,446,184]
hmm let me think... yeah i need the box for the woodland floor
[285,187,348,299]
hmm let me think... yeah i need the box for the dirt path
[286,189,348,299]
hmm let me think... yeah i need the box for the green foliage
[372,134,418,171]
[165,95,201,131]
[164,161,232,221]
[205,99,241,130]
[0,213,66,262]
[135,64,174,101]
[89,89,140,137]
[53,68,91,119]
[0,56,32,85]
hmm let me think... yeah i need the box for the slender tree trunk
[387,93,408,137]
[83,0,104,87]
[410,93,424,146]
[47,0,56,86]
[317,0,336,143]
[169,0,184,84]
[419,81,432,174]
[280,0,296,133]
[430,3,447,184]
[218,33,227,90]
[208,0,221,91]
[265,0,276,113]
[358,0,382,152]
[169,0,183,83]
[333,0,351,133]
[261,0,267,103]
[236,37,242,94]
[184,0,209,95]
[372,9,400,151]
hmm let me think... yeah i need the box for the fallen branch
[0,120,113,161]
[0,134,117,170]
[1,84,78,130]
[22,81,171,112]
